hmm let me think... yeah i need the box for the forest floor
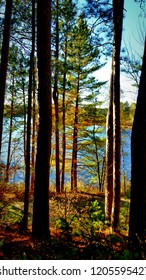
[0,224,132,260]
[0,184,145,260]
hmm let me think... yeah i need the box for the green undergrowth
[0,181,140,260]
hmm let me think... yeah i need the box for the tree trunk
[105,0,124,229]
[31,0,36,192]
[5,74,14,182]
[61,36,67,193]
[71,77,79,192]
[0,0,13,155]
[53,0,60,193]
[53,95,60,193]
[22,77,27,165]
[105,69,113,224]
[32,0,52,238]
[31,59,36,191]
[23,0,35,230]
[129,39,146,242]
[111,0,124,231]
[93,124,102,191]
[23,52,33,229]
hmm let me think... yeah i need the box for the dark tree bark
[92,124,102,191]
[23,52,33,229]
[22,77,27,165]
[31,61,36,191]
[23,0,35,230]
[32,0,52,238]
[5,74,14,182]
[111,0,124,231]
[105,69,113,224]
[61,35,67,193]
[0,0,13,155]
[129,39,146,243]
[71,95,78,192]
[71,75,79,192]
[53,0,60,193]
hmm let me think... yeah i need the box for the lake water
[121,129,131,181]
[1,118,131,184]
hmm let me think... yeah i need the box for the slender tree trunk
[105,70,113,224]
[111,0,124,231]
[23,0,35,229]
[61,75,66,193]
[5,74,14,182]
[31,1,36,192]
[71,76,79,192]
[54,95,60,193]
[61,36,67,193]
[105,0,124,229]
[93,124,102,191]
[53,0,60,193]
[0,0,13,155]
[129,39,146,243]
[32,0,52,238]
[101,156,105,191]
[23,53,32,229]
[31,60,36,191]
[22,77,27,165]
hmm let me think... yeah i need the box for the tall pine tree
[32,0,52,238]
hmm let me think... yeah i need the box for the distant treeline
[4,101,135,127]
[120,101,136,127]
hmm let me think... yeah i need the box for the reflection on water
[1,117,131,184]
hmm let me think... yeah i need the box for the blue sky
[121,0,145,102]
[123,0,145,56]
[95,0,146,105]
